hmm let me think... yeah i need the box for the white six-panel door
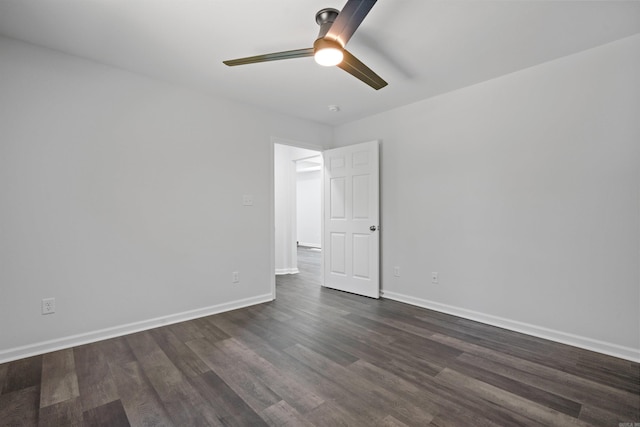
[322,141,379,298]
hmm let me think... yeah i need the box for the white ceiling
[0,0,638,126]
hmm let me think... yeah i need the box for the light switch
[242,195,253,206]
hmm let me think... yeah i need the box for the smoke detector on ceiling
[328,105,340,112]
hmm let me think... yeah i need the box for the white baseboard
[381,290,640,363]
[275,268,299,275]
[0,293,273,364]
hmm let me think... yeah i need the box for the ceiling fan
[223,0,387,90]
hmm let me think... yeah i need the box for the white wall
[296,170,322,248]
[2,32,638,363]
[274,144,322,274]
[334,35,640,360]
[0,37,332,361]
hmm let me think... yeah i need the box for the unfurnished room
[0,0,639,426]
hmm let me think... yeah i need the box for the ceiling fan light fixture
[224,1,387,89]
[314,47,344,66]
[313,38,344,66]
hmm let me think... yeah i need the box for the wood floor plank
[255,344,387,425]
[152,378,224,427]
[192,316,231,342]
[108,360,173,427]
[188,370,268,427]
[419,312,615,386]
[39,349,80,408]
[73,342,119,412]
[380,356,444,386]
[125,330,161,358]
[349,309,437,341]
[285,343,436,426]
[82,399,130,427]
[278,313,396,366]
[1,355,42,395]
[94,336,136,366]
[224,312,300,352]
[347,359,441,416]
[448,356,583,417]
[165,318,206,342]
[579,404,638,426]
[38,397,84,427]
[274,296,397,347]
[575,356,640,394]
[185,337,281,413]
[428,409,506,427]
[436,367,593,426]
[342,312,438,346]
[304,400,370,426]
[274,293,351,319]
[216,338,324,414]
[395,336,463,367]
[347,357,520,427]
[207,315,278,361]
[260,400,315,427]
[241,314,360,367]
[149,327,211,378]
[376,415,410,427]
[0,363,8,394]
[126,334,223,427]
[436,335,639,418]
[249,303,294,323]
[339,342,552,426]
[0,385,40,426]
[204,316,365,418]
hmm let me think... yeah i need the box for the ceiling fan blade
[337,49,387,90]
[223,48,313,66]
[325,0,377,47]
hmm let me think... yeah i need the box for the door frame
[269,137,325,300]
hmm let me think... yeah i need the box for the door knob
[370,225,377,231]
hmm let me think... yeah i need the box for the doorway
[273,142,323,290]
[270,139,381,300]
[295,154,322,249]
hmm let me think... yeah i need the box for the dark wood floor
[1,247,638,426]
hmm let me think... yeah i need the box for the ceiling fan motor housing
[315,8,340,41]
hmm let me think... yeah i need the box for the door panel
[330,233,346,275]
[330,178,346,219]
[352,175,370,219]
[322,141,379,298]
[352,234,371,279]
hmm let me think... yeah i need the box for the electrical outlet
[431,272,439,284]
[42,298,55,315]
[393,266,400,277]
[232,271,240,283]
